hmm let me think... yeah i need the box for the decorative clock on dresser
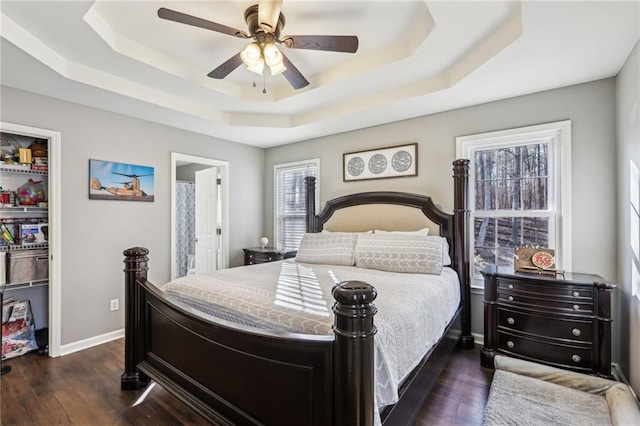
[481,265,615,377]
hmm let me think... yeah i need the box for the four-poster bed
[120,159,473,425]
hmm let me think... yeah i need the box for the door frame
[0,121,62,357]
[170,152,229,280]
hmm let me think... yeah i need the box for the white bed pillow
[355,233,446,274]
[321,229,373,234]
[295,232,357,266]
[441,237,452,266]
[374,227,429,235]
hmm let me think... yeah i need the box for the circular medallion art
[368,154,387,174]
[391,150,413,172]
[347,156,365,177]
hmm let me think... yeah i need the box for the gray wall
[1,86,264,345]
[616,40,639,393]
[265,78,619,360]
[176,163,215,182]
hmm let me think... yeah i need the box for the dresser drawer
[497,291,593,314]
[243,248,285,265]
[497,279,593,299]
[497,308,593,343]
[497,331,592,370]
[247,252,283,263]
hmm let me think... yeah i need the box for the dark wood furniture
[243,247,293,265]
[480,265,615,377]
[120,159,473,426]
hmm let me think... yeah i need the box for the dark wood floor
[0,339,493,425]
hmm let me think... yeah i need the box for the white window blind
[274,159,319,252]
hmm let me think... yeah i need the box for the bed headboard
[304,159,472,346]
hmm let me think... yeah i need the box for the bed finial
[122,247,150,390]
[304,176,319,232]
[333,281,377,426]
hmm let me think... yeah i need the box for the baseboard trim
[472,332,483,346]
[59,328,124,356]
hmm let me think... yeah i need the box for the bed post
[333,281,377,426]
[305,176,319,232]
[121,247,150,390]
[453,159,474,349]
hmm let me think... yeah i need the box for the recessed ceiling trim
[1,11,229,125]
[83,4,247,100]
[447,4,523,86]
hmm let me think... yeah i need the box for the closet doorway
[171,153,229,280]
[0,121,61,357]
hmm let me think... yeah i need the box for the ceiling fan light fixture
[246,56,265,75]
[240,42,261,67]
[268,61,286,76]
[263,43,286,75]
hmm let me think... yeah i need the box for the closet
[0,123,59,358]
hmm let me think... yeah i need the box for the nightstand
[243,247,296,265]
[480,265,615,377]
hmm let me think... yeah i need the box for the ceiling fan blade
[281,35,358,53]
[258,0,283,32]
[207,53,244,79]
[281,53,309,90]
[158,8,249,38]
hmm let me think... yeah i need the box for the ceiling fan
[157,0,359,90]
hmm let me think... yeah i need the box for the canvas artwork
[343,143,417,181]
[89,159,154,202]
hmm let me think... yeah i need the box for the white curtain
[175,181,195,277]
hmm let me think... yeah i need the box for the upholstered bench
[483,355,640,426]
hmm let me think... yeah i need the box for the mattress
[163,259,461,421]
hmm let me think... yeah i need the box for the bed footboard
[121,248,378,426]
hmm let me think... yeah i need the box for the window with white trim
[631,160,640,300]
[457,121,571,288]
[274,159,319,252]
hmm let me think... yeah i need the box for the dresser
[243,247,296,265]
[480,265,615,377]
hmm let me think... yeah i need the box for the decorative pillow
[441,237,452,266]
[321,230,373,234]
[355,234,445,274]
[374,227,429,236]
[295,233,357,266]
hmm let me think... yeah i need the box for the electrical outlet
[110,298,119,311]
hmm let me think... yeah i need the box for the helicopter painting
[89,159,154,202]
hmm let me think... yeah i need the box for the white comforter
[163,260,461,422]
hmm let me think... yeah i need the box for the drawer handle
[572,354,581,363]
[249,254,253,258]
[507,317,515,325]
[573,291,580,297]
[508,284,514,290]
[573,304,580,311]
[572,328,581,337]
[508,296,514,302]
[506,341,515,349]
[268,257,272,261]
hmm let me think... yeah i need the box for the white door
[195,167,219,274]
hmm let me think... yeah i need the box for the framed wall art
[343,143,417,181]
[89,159,155,202]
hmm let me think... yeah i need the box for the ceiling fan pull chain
[262,73,267,94]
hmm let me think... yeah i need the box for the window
[457,121,571,288]
[274,159,319,252]
[631,160,640,300]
